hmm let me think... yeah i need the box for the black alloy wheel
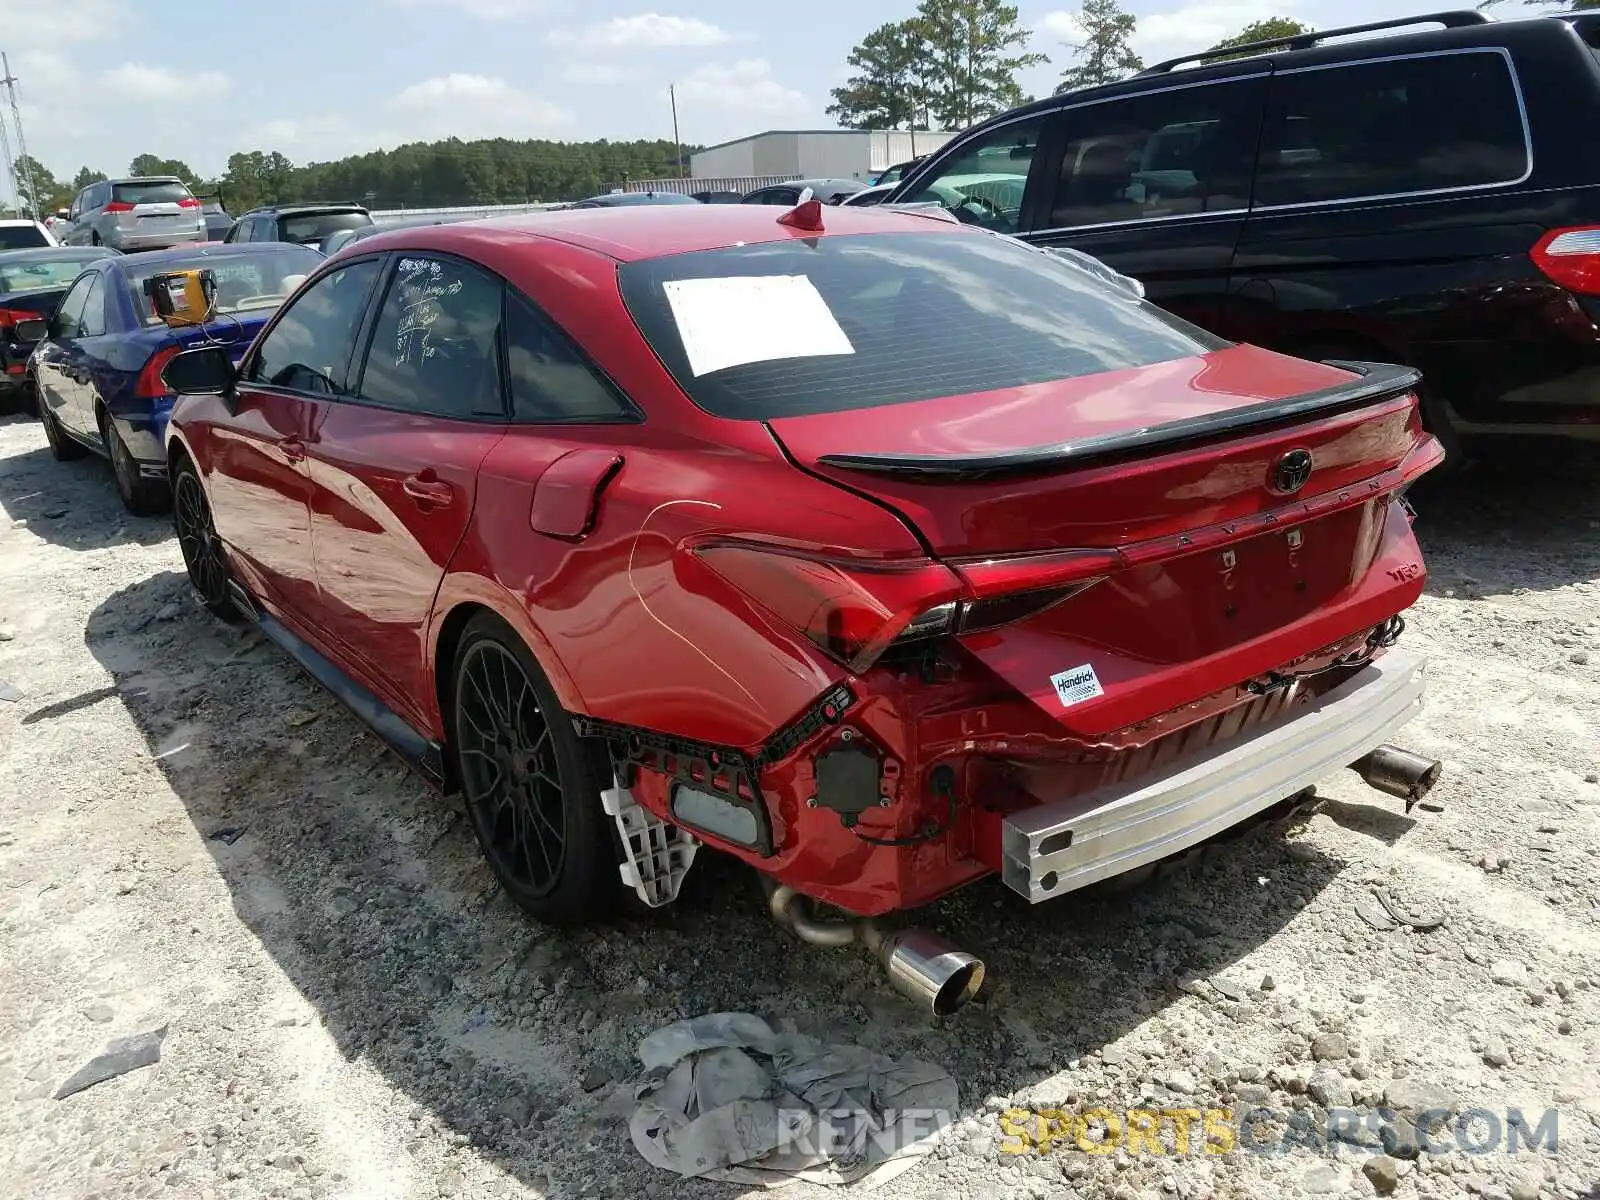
[450,614,615,924]
[172,460,236,618]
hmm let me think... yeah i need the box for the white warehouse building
[690,129,959,182]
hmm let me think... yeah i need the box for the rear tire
[447,614,619,925]
[102,411,171,516]
[40,399,87,461]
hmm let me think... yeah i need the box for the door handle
[402,470,453,509]
[278,436,306,464]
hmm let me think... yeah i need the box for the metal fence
[620,176,787,196]
[367,201,563,220]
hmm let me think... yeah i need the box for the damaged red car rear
[163,205,1444,1015]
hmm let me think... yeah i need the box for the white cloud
[390,74,572,138]
[547,13,736,50]
[381,0,548,18]
[101,63,231,100]
[1039,1,1307,67]
[561,63,626,85]
[674,59,805,115]
[0,0,123,47]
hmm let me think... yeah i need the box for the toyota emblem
[1271,449,1314,495]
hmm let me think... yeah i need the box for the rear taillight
[177,197,201,209]
[135,345,183,398]
[696,543,963,673]
[0,306,31,334]
[1531,226,1600,295]
[104,201,135,214]
[695,541,1114,672]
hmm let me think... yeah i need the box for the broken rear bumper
[1000,649,1428,903]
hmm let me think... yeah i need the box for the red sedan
[161,202,1445,1014]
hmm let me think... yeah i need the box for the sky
[0,0,1493,185]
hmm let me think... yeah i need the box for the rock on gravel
[1490,959,1530,987]
[1363,1155,1402,1195]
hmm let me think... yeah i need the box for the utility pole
[669,83,686,179]
[1,53,36,218]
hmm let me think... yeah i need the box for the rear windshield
[616,231,1224,420]
[0,225,50,250]
[280,212,372,243]
[125,244,324,325]
[0,254,105,293]
[113,180,194,205]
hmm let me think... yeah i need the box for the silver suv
[63,176,206,251]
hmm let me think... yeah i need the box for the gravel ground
[1,411,1598,1200]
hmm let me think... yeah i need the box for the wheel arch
[428,585,588,740]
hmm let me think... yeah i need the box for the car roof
[108,176,185,184]
[242,203,367,216]
[109,242,323,271]
[0,218,46,226]
[0,245,111,260]
[360,203,971,263]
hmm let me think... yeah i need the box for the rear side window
[112,180,194,205]
[617,231,1224,420]
[280,212,371,244]
[1046,79,1264,229]
[1255,51,1528,207]
[356,255,504,420]
[505,292,632,422]
[249,259,381,394]
[0,225,49,249]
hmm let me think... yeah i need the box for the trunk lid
[766,343,1438,737]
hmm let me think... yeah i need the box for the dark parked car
[158,205,1442,1015]
[321,214,476,256]
[889,10,1600,449]
[23,242,322,513]
[562,191,701,208]
[741,178,866,205]
[0,246,118,413]
[224,202,373,251]
[690,190,743,204]
[872,157,923,186]
[197,198,233,241]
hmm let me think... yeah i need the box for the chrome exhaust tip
[1350,744,1443,808]
[767,884,986,1016]
[861,925,985,1017]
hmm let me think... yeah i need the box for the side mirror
[163,345,236,396]
[15,318,49,342]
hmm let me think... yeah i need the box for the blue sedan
[27,242,323,514]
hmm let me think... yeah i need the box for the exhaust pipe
[768,884,985,1016]
[1350,744,1443,809]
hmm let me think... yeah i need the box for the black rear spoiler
[811,360,1422,480]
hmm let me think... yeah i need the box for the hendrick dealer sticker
[1050,663,1105,708]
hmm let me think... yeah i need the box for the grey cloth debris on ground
[629,1012,957,1188]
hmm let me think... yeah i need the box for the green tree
[1209,17,1312,59]
[10,154,63,215]
[916,0,1046,130]
[128,154,198,183]
[71,166,107,191]
[1054,0,1142,95]
[828,21,931,131]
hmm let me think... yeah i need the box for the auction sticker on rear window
[661,274,855,377]
[1050,663,1104,708]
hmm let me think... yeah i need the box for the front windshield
[125,245,324,325]
[0,253,110,294]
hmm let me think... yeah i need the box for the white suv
[63,176,205,251]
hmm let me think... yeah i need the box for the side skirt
[227,581,449,788]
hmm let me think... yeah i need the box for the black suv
[223,202,374,252]
[888,11,1600,446]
